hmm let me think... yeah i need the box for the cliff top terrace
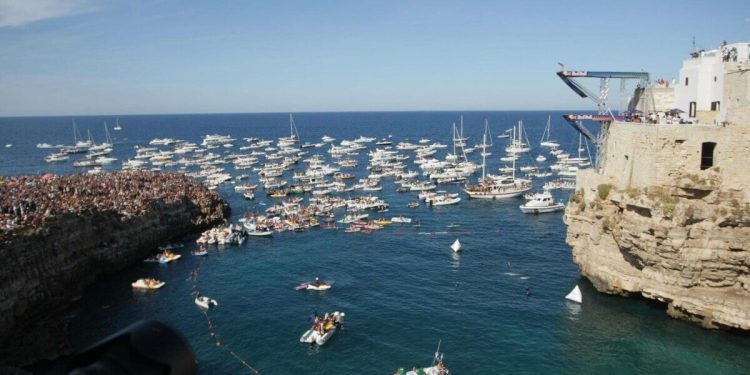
[0,171,220,234]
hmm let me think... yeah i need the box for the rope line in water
[191,258,260,374]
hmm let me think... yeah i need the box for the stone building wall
[566,44,750,330]
[579,121,750,198]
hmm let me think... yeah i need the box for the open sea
[1,111,748,374]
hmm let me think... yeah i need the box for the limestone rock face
[0,185,229,366]
[565,175,750,330]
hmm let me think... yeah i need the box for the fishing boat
[451,239,462,252]
[131,278,165,290]
[299,311,345,346]
[195,295,218,309]
[565,285,582,303]
[519,191,565,214]
[394,341,450,375]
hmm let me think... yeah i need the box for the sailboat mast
[481,120,487,180]
[451,123,457,156]
[540,115,549,144]
[104,121,111,144]
[460,115,464,141]
[289,114,294,138]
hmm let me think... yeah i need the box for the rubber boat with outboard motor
[299,311,345,346]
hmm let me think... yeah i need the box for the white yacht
[519,190,565,213]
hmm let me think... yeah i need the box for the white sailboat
[445,122,468,164]
[504,121,531,154]
[565,285,582,303]
[539,115,559,148]
[451,239,462,252]
[113,118,122,131]
[464,124,532,199]
[278,114,301,147]
[88,122,114,153]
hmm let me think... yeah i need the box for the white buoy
[565,285,582,303]
[451,239,462,252]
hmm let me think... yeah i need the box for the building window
[685,77,689,86]
[701,142,716,170]
[689,101,697,117]
[711,101,720,111]
[714,76,717,82]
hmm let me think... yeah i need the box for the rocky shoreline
[565,171,750,330]
[0,172,229,367]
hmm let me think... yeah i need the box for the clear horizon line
[0,108,598,119]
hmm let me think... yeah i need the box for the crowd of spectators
[0,171,218,232]
[626,111,688,125]
[721,41,739,63]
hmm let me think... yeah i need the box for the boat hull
[519,203,565,214]
[464,188,530,199]
[131,280,165,290]
[195,297,218,309]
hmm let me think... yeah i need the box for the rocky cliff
[0,181,229,366]
[565,169,750,330]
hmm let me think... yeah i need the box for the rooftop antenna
[692,36,696,53]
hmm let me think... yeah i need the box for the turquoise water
[1,112,747,374]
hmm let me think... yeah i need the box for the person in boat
[314,277,321,287]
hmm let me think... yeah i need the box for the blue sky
[0,0,748,116]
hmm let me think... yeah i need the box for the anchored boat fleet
[37,114,589,369]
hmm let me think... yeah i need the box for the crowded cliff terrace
[0,171,219,233]
[563,111,692,127]
[622,110,691,125]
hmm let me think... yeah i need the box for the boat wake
[418,231,473,236]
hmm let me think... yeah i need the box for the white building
[675,42,750,123]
